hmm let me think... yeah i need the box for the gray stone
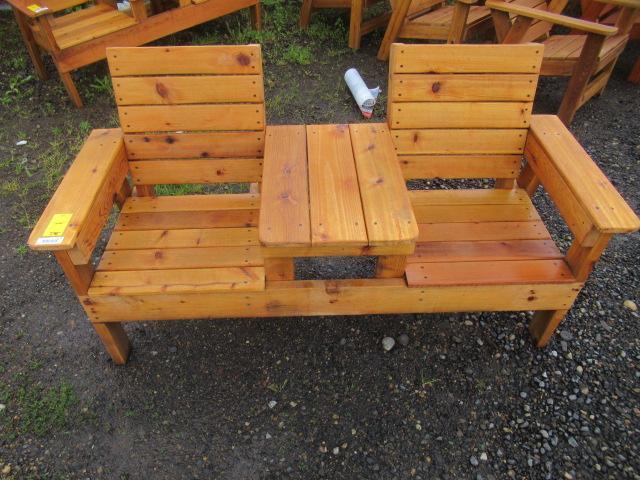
[398,334,410,346]
[382,337,395,351]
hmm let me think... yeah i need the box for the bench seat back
[387,43,544,183]
[106,45,265,189]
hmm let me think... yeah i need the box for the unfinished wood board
[106,228,259,250]
[89,267,265,295]
[107,45,263,75]
[259,125,310,246]
[97,246,263,270]
[306,124,367,246]
[124,132,264,159]
[406,259,576,286]
[349,123,418,245]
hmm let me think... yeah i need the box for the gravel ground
[0,4,639,479]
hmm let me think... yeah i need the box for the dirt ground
[0,2,639,479]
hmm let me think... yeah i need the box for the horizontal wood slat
[413,204,540,223]
[118,104,265,133]
[400,155,520,179]
[107,45,263,76]
[389,102,531,129]
[113,75,264,105]
[391,74,539,102]
[406,259,576,286]
[408,239,562,262]
[417,221,551,242]
[97,246,263,270]
[122,193,259,213]
[106,227,258,250]
[124,132,264,159]
[409,188,531,205]
[129,158,263,184]
[89,267,265,295]
[116,210,258,230]
[390,43,544,73]
[393,129,527,154]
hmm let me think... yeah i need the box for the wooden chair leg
[557,32,605,125]
[12,8,48,80]
[377,0,411,60]
[447,1,471,44]
[57,68,83,108]
[136,185,155,196]
[529,309,569,347]
[628,57,640,84]
[299,0,314,27]
[251,2,262,30]
[93,322,131,364]
[349,0,364,49]
[376,255,407,278]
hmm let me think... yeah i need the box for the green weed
[282,45,313,65]
[1,74,34,105]
[15,382,78,436]
[154,184,206,196]
[15,244,28,257]
[90,75,113,97]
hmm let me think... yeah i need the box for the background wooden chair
[578,0,640,83]
[299,0,391,49]
[8,0,261,107]
[377,0,494,60]
[487,0,639,124]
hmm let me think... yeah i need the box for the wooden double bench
[28,44,639,364]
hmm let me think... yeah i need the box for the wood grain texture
[408,239,563,262]
[90,266,265,294]
[399,154,520,179]
[107,44,263,75]
[29,129,124,251]
[390,43,544,73]
[349,123,418,245]
[259,125,310,246]
[391,73,539,101]
[417,221,551,242]
[124,132,264,159]
[307,124,368,246]
[406,259,576,286]
[528,115,640,233]
[121,193,260,213]
[118,104,265,133]
[129,158,263,184]
[116,210,258,230]
[106,227,258,250]
[392,129,527,154]
[113,75,264,105]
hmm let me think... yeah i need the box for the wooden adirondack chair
[377,0,494,60]
[299,0,392,49]
[7,0,261,107]
[487,0,640,124]
[579,0,640,83]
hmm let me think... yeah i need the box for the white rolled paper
[344,68,381,118]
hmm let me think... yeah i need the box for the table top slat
[350,124,418,246]
[307,124,368,246]
[259,125,311,246]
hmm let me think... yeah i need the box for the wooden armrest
[486,0,619,36]
[527,115,639,235]
[6,0,89,17]
[29,129,127,253]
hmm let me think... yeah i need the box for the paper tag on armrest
[36,236,64,246]
[27,4,50,13]
[43,213,72,237]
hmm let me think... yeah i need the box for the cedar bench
[28,44,639,364]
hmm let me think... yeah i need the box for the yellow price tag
[43,213,72,237]
[27,4,49,13]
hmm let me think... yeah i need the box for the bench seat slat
[122,193,259,213]
[406,259,576,286]
[97,246,263,271]
[116,210,258,230]
[417,221,551,242]
[106,227,258,250]
[89,267,265,295]
[408,239,562,263]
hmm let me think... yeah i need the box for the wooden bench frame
[7,0,261,107]
[28,44,639,365]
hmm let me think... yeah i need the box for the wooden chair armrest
[6,0,89,17]
[28,129,128,256]
[486,0,619,36]
[525,115,640,235]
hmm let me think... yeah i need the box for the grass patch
[282,45,313,65]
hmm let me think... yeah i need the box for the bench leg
[299,0,313,27]
[348,0,364,49]
[265,258,295,281]
[93,322,131,365]
[13,9,48,81]
[529,309,568,347]
[376,255,407,278]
